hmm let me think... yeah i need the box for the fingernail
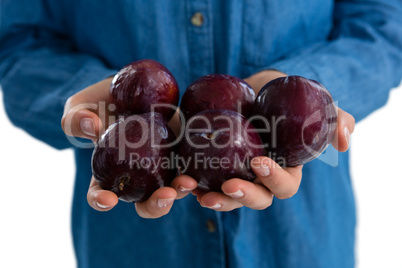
[96,202,111,209]
[157,198,174,208]
[254,163,270,177]
[344,127,350,149]
[227,189,244,199]
[178,186,192,194]
[206,203,222,210]
[80,118,95,137]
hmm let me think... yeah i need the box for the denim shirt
[1,1,402,267]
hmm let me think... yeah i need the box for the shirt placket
[186,1,225,268]
[186,0,215,81]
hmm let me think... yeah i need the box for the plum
[110,59,179,121]
[178,109,265,192]
[252,76,337,167]
[180,74,255,121]
[91,112,177,203]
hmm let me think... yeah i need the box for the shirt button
[206,219,216,233]
[191,12,204,27]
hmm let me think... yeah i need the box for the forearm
[0,46,116,149]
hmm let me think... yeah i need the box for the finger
[191,187,206,196]
[221,178,274,210]
[197,191,243,211]
[61,77,114,141]
[331,108,355,152]
[87,177,119,211]
[170,175,198,199]
[135,187,177,219]
[193,188,209,206]
[167,107,182,138]
[251,157,303,199]
[191,188,209,206]
[61,106,103,141]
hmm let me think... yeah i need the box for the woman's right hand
[61,77,197,218]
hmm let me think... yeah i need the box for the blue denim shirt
[1,1,402,267]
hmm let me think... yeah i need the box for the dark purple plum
[110,59,179,121]
[252,76,337,167]
[178,109,265,192]
[92,113,177,203]
[180,74,255,121]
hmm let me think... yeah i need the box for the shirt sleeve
[268,0,402,122]
[0,1,117,149]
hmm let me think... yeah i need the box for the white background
[0,85,401,268]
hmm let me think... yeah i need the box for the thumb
[331,108,355,152]
[61,99,103,142]
[87,177,119,211]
